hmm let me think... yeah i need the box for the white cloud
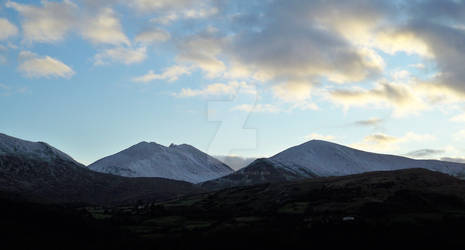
[451,113,465,123]
[231,104,280,113]
[374,30,434,58]
[183,7,218,19]
[133,65,191,83]
[0,82,27,96]
[6,0,77,43]
[272,82,312,103]
[81,8,129,46]
[391,70,410,80]
[128,0,196,13]
[409,63,425,69]
[135,28,170,44]
[94,46,147,65]
[18,50,74,78]
[150,13,179,25]
[0,18,18,40]
[177,81,256,97]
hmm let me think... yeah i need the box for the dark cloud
[441,157,465,164]
[353,118,384,127]
[225,0,385,84]
[405,149,445,158]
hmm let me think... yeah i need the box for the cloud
[94,46,147,65]
[227,20,382,85]
[150,13,179,25]
[409,63,425,69]
[440,157,465,164]
[351,132,436,153]
[272,82,312,103]
[217,0,388,87]
[128,0,197,13]
[176,81,256,97]
[373,30,434,57]
[451,113,465,123]
[135,28,170,44]
[18,50,74,78]
[177,32,226,78]
[0,18,18,40]
[183,7,218,19]
[391,70,410,80]
[81,8,129,46]
[353,118,384,127]
[405,149,445,158]
[0,83,27,96]
[329,81,427,116]
[6,0,77,43]
[231,104,280,113]
[133,65,191,83]
[304,133,336,141]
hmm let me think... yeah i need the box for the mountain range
[2,132,465,204]
[0,133,201,205]
[202,140,465,189]
[3,132,465,249]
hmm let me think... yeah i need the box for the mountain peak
[0,133,80,165]
[88,141,233,183]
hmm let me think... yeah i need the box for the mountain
[88,142,233,183]
[202,140,465,189]
[0,133,80,165]
[0,133,201,204]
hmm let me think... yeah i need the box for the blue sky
[1,0,465,165]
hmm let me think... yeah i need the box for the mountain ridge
[0,133,202,205]
[202,139,465,189]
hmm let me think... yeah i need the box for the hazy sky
[1,0,465,165]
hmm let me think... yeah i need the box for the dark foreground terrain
[3,168,465,250]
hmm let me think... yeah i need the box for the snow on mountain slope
[269,140,465,178]
[0,133,80,165]
[88,142,234,183]
[202,140,465,190]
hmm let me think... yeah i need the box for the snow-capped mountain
[88,142,234,183]
[0,133,80,165]
[269,140,465,177]
[0,133,200,204]
[203,140,465,189]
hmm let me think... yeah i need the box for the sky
[1,0,465,166]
